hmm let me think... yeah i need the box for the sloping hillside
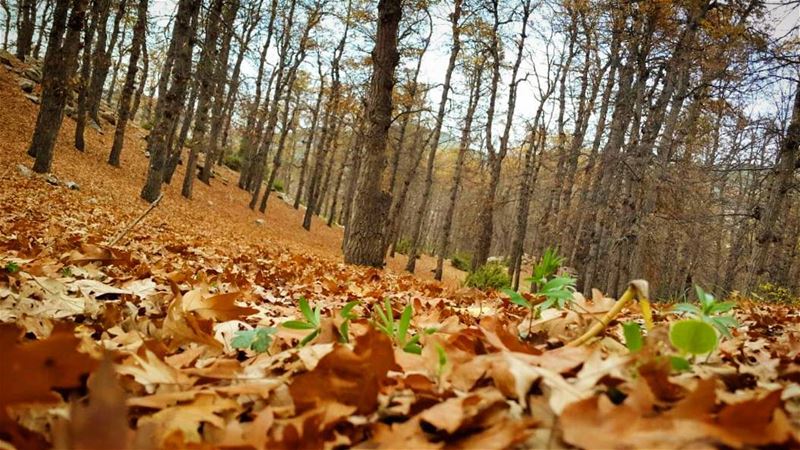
[0,59,466,287]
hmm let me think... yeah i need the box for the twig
[106,193,164,246]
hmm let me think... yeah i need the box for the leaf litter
[0,62,799,448]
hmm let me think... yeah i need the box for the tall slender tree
[343,0,402,266]
[140,0,201,202]
[108,0,147,166]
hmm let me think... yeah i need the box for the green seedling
[373,298,434,354]
[622,322,644,352]
[231,327,277,353]
[669,319,718,356]
[504,276,576,316]
[436,344,448,379]
[337,301,359,343]
[282,297,322,347]
[673,285,739,338]
[530,247,564,291]
[4,261,20,274]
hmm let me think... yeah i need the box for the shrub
[272,179,284,192]
[450,252,472,272]
[755,282,797,304]
[464,262,511,290]
[394,238,411,255]
[223,152,242,171]
[141,120,154,131]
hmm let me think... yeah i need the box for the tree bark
[342,0,402,267]
[29,0,88,173]
[74,0,111,151]
[130,34,148,120]
[199,0,239,184]
[108,0,147,167]
[140,0,200,202]
[182,0,225,199]
[15,0,36,60]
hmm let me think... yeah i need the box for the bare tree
[28,0,89,173]
[343,0,402,266]
[140,0,200,202]
[108,0,147,166]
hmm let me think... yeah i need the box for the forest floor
[1,61,799,449]
[0,62,468,289]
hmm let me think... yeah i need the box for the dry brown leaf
[289,327,397,415]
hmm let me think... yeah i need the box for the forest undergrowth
[1,59,799,449]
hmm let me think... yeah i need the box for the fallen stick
[568,279,652,347]
[106,193,164,246]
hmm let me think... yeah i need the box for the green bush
[223,152,242,171]
[450,252,472,272]
[394,238,411,255]
[141,120,154,131]
[755,282,798,304]
[272,179,285,192]
[464,262,511,291]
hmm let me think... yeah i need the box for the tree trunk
[105,17,129,104]
[108,0,146,167]
[343,0,401,267]
[260,87,299,213]
[87,0,126,124]
[74,0,110,151]
[29,0,88,173]
[140,0,200,202]
[32,0,53,58]
[434,58,483,280]
[182,0,224,199]
[15,0,36,60]
[164,82,197,184]
[749,80,800,288]
[199,0,239,184]
[1,0,11,50]
[130,34,148,120]
[237,2,276,189]
[472,0,530,270]
[294,62,324,209]
[302,0,352,229]
[404,1,460,273]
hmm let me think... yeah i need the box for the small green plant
[504,275,576,313]
[272,180,285,192]
[231,327,277,353]
[530,247,564,291]
[393,238,412,255]
[465,262,511,290]
[673,285,739,337]
[755,282,797,304]
[669,319,718,356]
[223,152,243,171]
[282,297,322,346]
[621,320,695,372]
[372,299,434,354]
[435,344,448,379]
[622,322,644,352]
[60,266,73,277]
[450,252,472,272]
[4,261,20,274]
[337,301,359,343]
